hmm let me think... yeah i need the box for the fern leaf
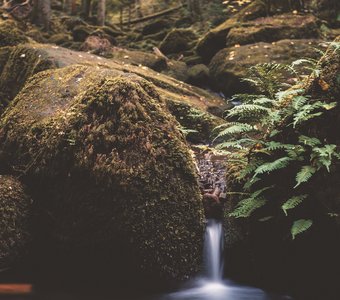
[298,135,321,147]
[213,123,254,141]
[229,197,267,218]
[294,165,316,188]
[228,104,271,119]
[291,219,313,239]
[282,195,308,216]
[254,157,291,176]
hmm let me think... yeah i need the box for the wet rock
[209,39,325,96]
[226,14,321,47]
[0,65,204,281]
[0,175,31,269]
[160,28,197,55]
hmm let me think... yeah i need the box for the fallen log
[118,4,183,26]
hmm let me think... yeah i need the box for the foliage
[215,43,340,239]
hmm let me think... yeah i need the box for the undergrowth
[214,40,340,239]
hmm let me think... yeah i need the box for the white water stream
[163,219,291,300]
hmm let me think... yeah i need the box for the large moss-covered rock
[0,175,31,270]
[209,39,325,96]
[0,43,226,141]
[0,65,204,281]
[160,29,197,55]
[226,14,321,46]
[0,20,28,47]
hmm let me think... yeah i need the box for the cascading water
[203,219,224,282]
[163,218,291,300]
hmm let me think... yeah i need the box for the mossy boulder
[0,20,28,47]
[160,29,197,55]
[196,0,267,63]
[0,43,226,140]
[0,45,57,115]
[187,64,210,87]
[142,19,171,35]
[48,33,72,45]
[0,175,31,270]
[0,65,204,281]
[72,25,94,42]
[226,14,321,47]
[209,39,325,96]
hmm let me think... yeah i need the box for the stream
[161,219,291,300]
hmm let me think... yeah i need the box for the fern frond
[229,197,267,218]
[228,104,271,119]
[254,157,291,176]
[282,195,308,216]
[213,123,255,141]
[291,219,313,239]
[298,135,321,147]
[215,138,256,150]
[264,141,294,151]
[295,165,316,188]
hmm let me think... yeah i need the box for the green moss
[0,65,204,280]
[0,21,28,47]
[0,175,31,269]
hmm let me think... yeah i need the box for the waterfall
[204,219,224,282]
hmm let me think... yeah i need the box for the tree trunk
[82,0,92,18]
[97,0,106,26]
[33,0,50,30]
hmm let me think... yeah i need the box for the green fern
[291,219,313,239]
[295,165,316,188]
[229,197,267,218]
[282,195,308,216]
[213,123,255,141]
[254,157,291,176]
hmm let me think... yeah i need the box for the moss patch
[0,175,31,269]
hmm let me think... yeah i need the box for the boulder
[196,0,267,63]
[48,33,73,45]
[0,65,204,282]
[187,64,210,87]
[81,35,112,54]
[142,19,171,35]
[226,14,321,47]
[0,43,226,141]
[209,39,326,96]
[0,175,31,270]
[0,20,28,47]
[160,29,197,55]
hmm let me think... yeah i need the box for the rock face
[160,29,197,55]
[226,14,321,47]
[209,39,325,96]
[0,175,31,270]
[0,65,204,282]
